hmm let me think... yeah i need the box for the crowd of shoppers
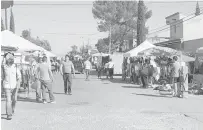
[122,55,186,98]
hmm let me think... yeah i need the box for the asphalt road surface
[1,73,203,130]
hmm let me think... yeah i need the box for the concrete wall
[166,12,185,40]
[183,38,203,52]
[183,15,203,41]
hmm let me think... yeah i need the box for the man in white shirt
[108,58,114,79]
[1,52,21,120]
[84,58,92,80]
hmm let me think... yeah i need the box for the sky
[1,1,203,56]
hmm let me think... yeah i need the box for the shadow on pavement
[17,97,39,103]
[122,85,142,89]
[132,93,172,98]
[1,117,7,120]
[53,92,65,95]
[101,77,129,84]
[1,114,7,120]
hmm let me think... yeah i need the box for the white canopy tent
[92,52,110,57]
[74,55,82,59]
[196,47,203,56]
[138,46,179,56]
[178,55,195,62]
[42,49,56,57]
[1,30,44,52]
[138,46,195,62]
[124,40,155,57]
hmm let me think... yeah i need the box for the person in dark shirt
[140,58,153,88]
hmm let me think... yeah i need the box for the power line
[14,3,93,6]
[44,32,103,36]
[148,7,203,33]
[13,1,203,6]
[146,1,203,4]
[147,10,203,36]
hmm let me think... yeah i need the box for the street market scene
[1,0,203,130]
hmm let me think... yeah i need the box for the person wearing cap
[60,55,75,95]
[1,52,21,120]
[37,56,55,103]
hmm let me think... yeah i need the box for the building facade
[155,12,203,53]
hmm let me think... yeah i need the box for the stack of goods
[188,83,203,95]
[153,80,173,95]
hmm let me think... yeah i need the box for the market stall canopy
[30,49,56,58]
[138,46,179,56]
[74,55,82,59]
[92,52,110,57]
[124,40,155,57]
[196,47,203,55]
[178,55,195,62]
[1,30,44,52]
[1,46,18,52]
[42,49,56,57]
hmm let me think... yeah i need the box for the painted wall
[165,13,185,40]
[183,15,203,41]
[183,38,203,52]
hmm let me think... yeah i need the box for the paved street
[2,72,203,130]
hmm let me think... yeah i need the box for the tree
[9,7,15,33]
[22,29,31,40]
[69,45,79,56]
[92,1,152,52]
[137,0,151,46]
[95,38,109,53]
[41,40,52,51]
[21,29,52,51]
[1,18,5,31]
[195,1,200,16]
[71,45,78,52]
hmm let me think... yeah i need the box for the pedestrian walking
[84,58,92,80]
[107,58,114,79]
[30,59,42,102]
[171,56,182,97]
[60,55,75,95]
[1,52,21,120]
[97,62,103,79]
[37,56,55,104]
[140,59,150,88]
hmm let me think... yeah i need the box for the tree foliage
[9,8,15,33]
[95,38,109,53]
[21,29,52,51]
[92,1,152,52]
[1,18,5,31]
[195,2,200,16]
[68,45,79,56]
[137,0,151,46]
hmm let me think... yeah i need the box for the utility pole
[109,24,111,54]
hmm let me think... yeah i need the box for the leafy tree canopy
[92,1,152,52]
[21,29,52,51]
